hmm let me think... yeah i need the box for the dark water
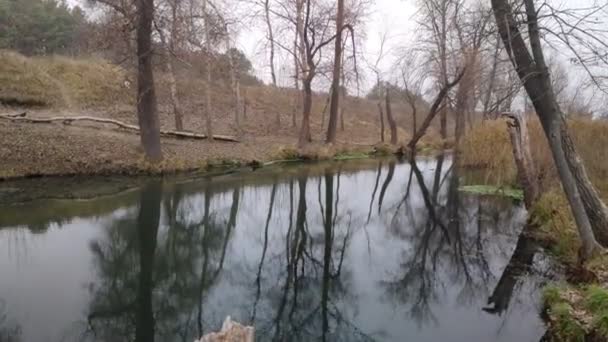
[0,157,557,342]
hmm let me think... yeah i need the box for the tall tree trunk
[155,20,183,131]
[227,44,242,136]
[292,0,304,128]
[561,119,608,246]
[377,102,385,143]
[298,77,313,147]
[491,0,603,259]
[264,0,277,87]
[135,0,162,161]
[325,0,344,144]
[340,77,346,132]
[546,117,601,260]
[166,56,183,131]
[292,65,299,128]
[385,89,398,144]
[321,96,330,128]
[412,99,417,137]
[482,37,501,119]
[203,0,213,140]
[454,78,468,147]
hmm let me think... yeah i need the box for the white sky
[236,0,418,89]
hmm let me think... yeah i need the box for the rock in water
[196,316,254,342]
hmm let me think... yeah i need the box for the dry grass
[461,117,608,192]
[461,117,608,262]
[36,54,132,108]
[0,50,130,108]
[0,50,63,106]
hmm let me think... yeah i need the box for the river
[0,156,558,342]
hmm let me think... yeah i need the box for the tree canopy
[0,0,87,55]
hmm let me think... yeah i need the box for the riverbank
[461,117,608,341]
[0,113,430,181]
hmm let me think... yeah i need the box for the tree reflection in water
[69,157,550,342]
[382,153,544,330]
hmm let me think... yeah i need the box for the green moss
[458,184,524,200]
[543,285,565,307]
[592,311,608,338]
[551,302,586,342]
[333,151,370,161]
[585,286,608,314]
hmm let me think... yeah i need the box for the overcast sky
[237,0,418,89]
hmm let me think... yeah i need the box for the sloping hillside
[0,51,442,178]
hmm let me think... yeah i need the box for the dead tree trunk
[408,69,465,150]
[385,89,397,144]
[504,112,539,209]
[492,0,603,259]
[202,0,214,141]
[135,0,162,161]
[325,0,345,144]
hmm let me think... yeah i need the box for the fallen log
[0,113,239,142]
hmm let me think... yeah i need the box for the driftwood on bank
[0,113,239,142]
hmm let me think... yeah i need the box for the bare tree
[399,51,428,138]
[491,0,607,259]
[368,31,389,143]
[408,69,465,150]
[263,0,278,87]
[385,88,397,144]
[135,0,162,160]
[325,0,345,144]
[154,0,184,131]
[296,0,349,147]
[202,0,214,140]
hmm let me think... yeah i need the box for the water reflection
[0,157,557,341]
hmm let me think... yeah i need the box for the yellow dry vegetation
[0,50,130,108]
[461,117,608,262]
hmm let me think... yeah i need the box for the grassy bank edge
[0,141,444,182]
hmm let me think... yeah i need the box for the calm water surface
[0,157,557,342]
